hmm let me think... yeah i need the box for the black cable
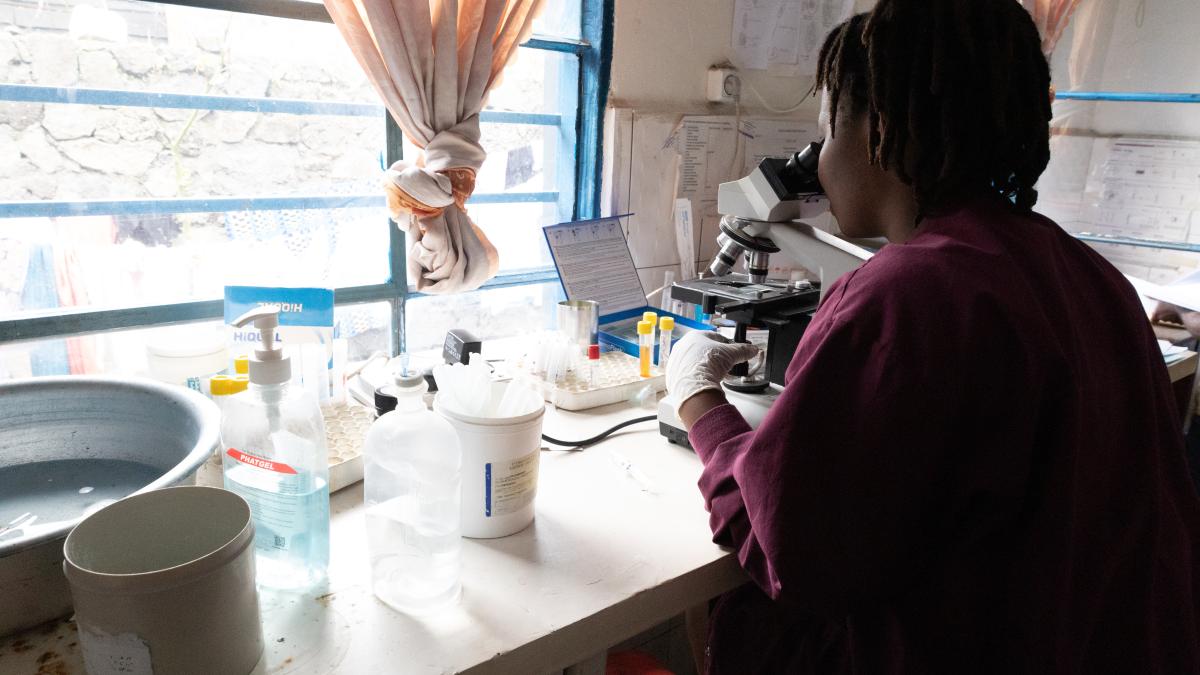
[541,415,658,449]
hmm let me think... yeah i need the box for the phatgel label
[484,450,539,517]
[227,448,297,474]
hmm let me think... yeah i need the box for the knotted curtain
[324,0,545,293]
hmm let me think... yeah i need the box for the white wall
[602,0,875,296]
[608,0,875,118]
[1038,0,1200,282]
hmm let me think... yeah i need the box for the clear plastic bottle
[363,368,462,613]
[221,307,330,590]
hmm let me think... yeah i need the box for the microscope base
[657,384,785,449]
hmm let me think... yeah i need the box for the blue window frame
[0,0,612,359]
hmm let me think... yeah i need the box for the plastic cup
[63,486,263,675]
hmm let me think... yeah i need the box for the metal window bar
[0,268,562,344]
[143,0,592,58]
[1073,233,1200,254]
[0,193,560,219]
[146,0,600,57]
[0,0,603,350]
[384,115,406,355]
[0,84,564,124]
[1055,91,1200,103]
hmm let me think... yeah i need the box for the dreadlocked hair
[815,0,1052,218]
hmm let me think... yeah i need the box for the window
[0,0,611,377]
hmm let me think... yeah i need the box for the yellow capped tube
[658,316,675,369]
[637,320,654,378]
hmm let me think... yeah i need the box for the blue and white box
[543,216,708,361]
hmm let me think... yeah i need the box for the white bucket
[63,485,263,675]
[435,386,545,539]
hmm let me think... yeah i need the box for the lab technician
[666,1,1200,673]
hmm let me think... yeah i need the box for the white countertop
[0,401,747,675]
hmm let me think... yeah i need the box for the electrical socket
[706,66,740,103]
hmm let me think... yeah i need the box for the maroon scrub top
[689,197,1200,674]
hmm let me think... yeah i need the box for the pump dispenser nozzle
[233,305,291,385]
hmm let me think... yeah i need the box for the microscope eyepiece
[780,140,823,195]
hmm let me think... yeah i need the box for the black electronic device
[442,328,482,366]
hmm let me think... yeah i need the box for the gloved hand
[665,331,761,413]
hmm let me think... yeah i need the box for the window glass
[0,0,391,317]
[0,207,390,319]
[405,282,561,353]
[532,1,582,41]
[0,301,392,380]
[487,47,580,115]
[1,1,373,101]
[1,0,587,362]
[465,202,557,272]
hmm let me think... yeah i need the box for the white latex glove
[665,331,761,413]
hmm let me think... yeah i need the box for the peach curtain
[323,0,545,294]
[1019,0,1084,56]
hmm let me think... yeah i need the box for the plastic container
[363,372,462,612]
[221,306,330,590]
[146,326,229,396]
[63,486,262,675]
[435,383,544,538]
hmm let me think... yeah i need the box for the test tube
[658,316,674,369]
[642,312,658,361]
[637,321,654,378]
[587,344,600,388]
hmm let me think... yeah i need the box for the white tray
[513,350,664,411]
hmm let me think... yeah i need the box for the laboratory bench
[5,346,1194,674]
[0,401,747,675]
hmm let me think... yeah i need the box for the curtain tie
[383,166,477,222]
[382,122,484,224]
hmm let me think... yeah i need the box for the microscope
[659,140,876,446]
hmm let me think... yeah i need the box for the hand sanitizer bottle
[364,362,462,612]
[221,306,330,590]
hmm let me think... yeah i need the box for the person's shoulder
[818,245,957,331]
[836,237,959,298]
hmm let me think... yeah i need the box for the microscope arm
[744,220,875,298]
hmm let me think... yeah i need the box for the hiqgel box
[543,216,708,362]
